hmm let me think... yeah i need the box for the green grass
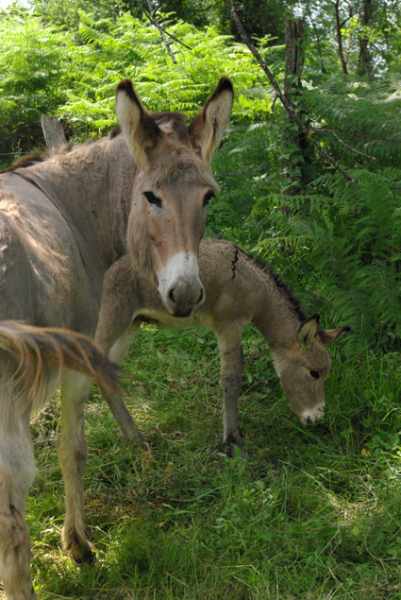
[25,324,401,599]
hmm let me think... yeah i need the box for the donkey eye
[310,370,320,380]
[203,190,215,207]
[144,191,162,208]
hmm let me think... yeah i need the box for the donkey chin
[157,252,205,318]
[297,402,325,425]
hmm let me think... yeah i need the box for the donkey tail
[0,321,120,411]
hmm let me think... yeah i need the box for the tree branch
[143,1,192,58]
[231,2,299,124]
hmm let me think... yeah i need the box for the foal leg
[215,324,244,455]
[95,255,143,444]
[103,329,145,445]
[0,422,36,600]
[58,373,93,563]
[96,315,144,445]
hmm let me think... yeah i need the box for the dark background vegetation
[1,1,401,598]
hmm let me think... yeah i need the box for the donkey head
[116,78,233,317]
[273,316,350,425]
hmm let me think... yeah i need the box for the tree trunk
[283,18,311,194]
[335,0,348,75]
[358,0,374,77]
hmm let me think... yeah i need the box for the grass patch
[25,325,401,599]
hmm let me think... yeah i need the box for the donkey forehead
[289,342,331,370]
[147,159,218,192]
[302,346,331,370]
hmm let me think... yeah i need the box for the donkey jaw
[157,251,205,317]
[299,402,325,425]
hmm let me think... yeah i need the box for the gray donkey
[0,78,233,599]
[95,239,350,451]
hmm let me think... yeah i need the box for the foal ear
[319,325,351,346]
[298,315,320,347]
[190,77,234,163]
[116,79,161,170]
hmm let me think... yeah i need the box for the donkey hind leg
[58,373,94,564]
[216,324,244,456]
[103,329,145,445]
[0,421,36,600]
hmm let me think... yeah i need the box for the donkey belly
[0,174,101,334]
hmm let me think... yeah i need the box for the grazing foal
[0,78,233,598]
[96,240,350,450]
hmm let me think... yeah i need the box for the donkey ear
[298,315,320,347]
[190,77,234,163]
[116,79,161,170]
[319,325,351,346]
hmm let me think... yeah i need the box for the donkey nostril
[169,288,176,303]
[197,288,204,304]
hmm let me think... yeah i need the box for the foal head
[116,78,233,317]
[273,316,350,425]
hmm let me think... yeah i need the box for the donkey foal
[95,240,350,452]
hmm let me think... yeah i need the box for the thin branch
[339,14,354,28]
[320,146,354,182]
[143,1,192,57]
[314,127,376,161]
[143,0,177,62]
[145,12,192,50]
[231,2,299,124]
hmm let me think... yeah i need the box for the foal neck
[246,255,304,349]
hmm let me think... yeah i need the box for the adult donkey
[0,77,233,599]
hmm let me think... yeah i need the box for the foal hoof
[62,529,95,564]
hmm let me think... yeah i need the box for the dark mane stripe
[1,149,47,173]
[1,140,73,173]
[237,246,306,322]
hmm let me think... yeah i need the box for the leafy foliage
[0,10,270,156]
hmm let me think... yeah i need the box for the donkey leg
[0,424,36,600]
[58,373,94,564]
[216,325,244,455]
[99,329,145,445]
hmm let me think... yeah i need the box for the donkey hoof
[62,529,95,564]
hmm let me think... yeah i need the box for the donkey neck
[245,256,304,349]
[22,135,135,269]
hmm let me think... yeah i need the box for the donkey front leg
[0,424,36,600]
[97,328,145,446]
[216,324,244,455]
[58,373,93,564]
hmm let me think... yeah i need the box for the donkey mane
[2,143,76,173]
[1,150,49,172]
[236,246,306,322]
